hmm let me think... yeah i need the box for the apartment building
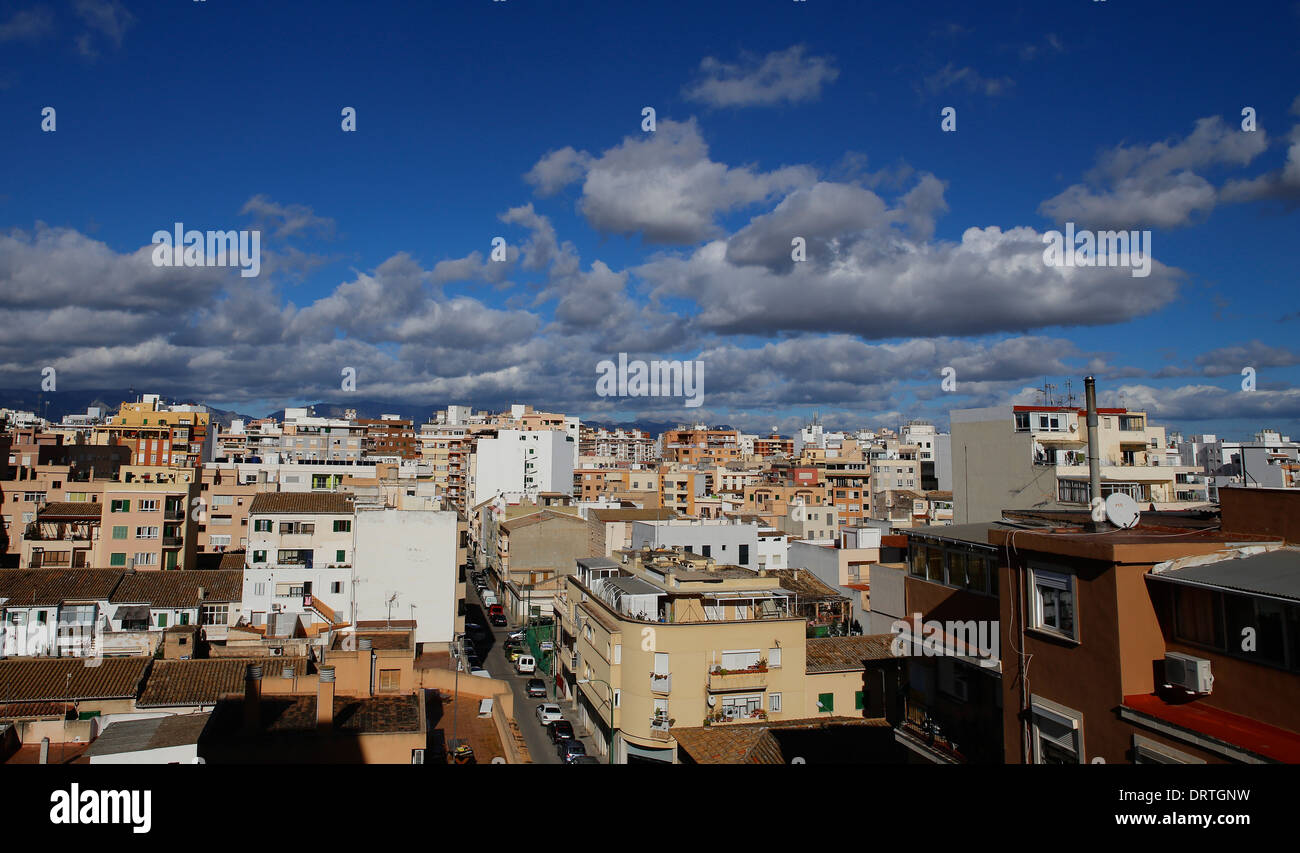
[741,476,829,525]
[242,492,356,628]
[356,416,420,460]
[557,552,812,763]
[471,428,575,510]
[630,518,760,569]
[656,467,706,516]
[752,434,794,458]
[95,396,213,467]
[352,505,459,649]
[580,426,656,462]
[661,425,742,466]
[951,404,1210,524]
[193,465,273,554]
[274,408,366,463]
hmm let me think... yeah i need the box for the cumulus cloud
[683,45,839,108]
[524,147,593,197]
[640,224,1181,339]
[1040,116,1271,228]
[573,119,816,244]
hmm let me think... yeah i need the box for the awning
[114,605,150,621]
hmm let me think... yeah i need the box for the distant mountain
[0,388,257,427]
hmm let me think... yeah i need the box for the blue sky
[1,0,1298,439]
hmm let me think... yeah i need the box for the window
[719,694,761,719]
[1132,734,1204,764]
[854,690,864,710]
[769,647,781,668]
[333,520,351,532]
[1030,568,1077,640]
[335,550,346,563]
[613,689,621,708]
[210,535,231,547]
[738,544,749,564]
[139,499,159,512]
[157,613,168,628]
[701,545,711,559]
[200,604,228,625]
[254,582,266,596]
[1030,698,1083,764]
[252,550,267,564]
[133,552,158,566]
[817,692,834,713]
[253,519,272,532]
[112,525,128,539]
[109,552,126,566]
[379,670,400,692]
[110,499,130,513]
[1014,412,1031,431]
[135,526,159,539]
[769,692,782,712]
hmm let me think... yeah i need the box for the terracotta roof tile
[805,635,898,672]
[138,657,310,708]
[37,502,104,519]
[0,657,151,702]
[0,568,124,607]
[110,569,243,608]
[249,492,354,515]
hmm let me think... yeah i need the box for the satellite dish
[706,695,717,707]
[1104,492,1141,529]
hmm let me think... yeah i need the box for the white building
[241,492,356,629]
[472,429,575,509]
[629,518,760,569]
[352,506,459,649]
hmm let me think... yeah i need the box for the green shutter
[854,691,864,711]
[109,552,126,566]
[336,550,346,562]
[158,613,167,628]
[113,526,127,539]
[818,692,833,713]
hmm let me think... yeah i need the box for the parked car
[464,621,486,636]
[568,755,601,764]
[506,629,526,642]
[548,719,575,743]
[505,647,524,663]
[469,668,491,678]
[525,678,547,698]
[515,655,536,674]
[489,613,507,627]
[535,703,562,725]
[482,592,499,607]
[558,740,588,763]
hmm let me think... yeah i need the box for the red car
[488,604,507,626]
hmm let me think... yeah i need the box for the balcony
[163,536,183,547]
[650,672,672,694]
[649,717,672,741]
[707,666,767,692]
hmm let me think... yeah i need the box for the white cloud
[683,45,839,108]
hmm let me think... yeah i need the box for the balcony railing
[650,672,671,694]
[707,666,767,691]
[649,717,672,741]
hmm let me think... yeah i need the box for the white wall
[630,519,759,569]
[473,430,574,508]
[352,508,458,646]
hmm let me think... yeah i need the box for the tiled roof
[218,551,247,569]
[772,568,846,599]
[249,492,354,515]
[672,716,889,764]
[805,635,898,672]
[85,713,211,757]
[110,569,243,608]
[0,568,124,606]
[202,693,423,737]
[37,502,103,519]
[0,701,74,719]
[500,509,585,532]
[138,657,309,707]
[0,657,151,702]
[587,508,680,523]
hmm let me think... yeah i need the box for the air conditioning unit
[268,647,283,656]
[1165,652,1213,694]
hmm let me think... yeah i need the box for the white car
[535,703,562,725]
[515,655,537,674]
[469,668,491,678]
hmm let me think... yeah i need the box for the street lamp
[576,677,615,764]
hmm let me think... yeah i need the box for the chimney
[38,737,49,765]
[243,663,263,732]
[317,665,336,733]
[1084,376,1107,532]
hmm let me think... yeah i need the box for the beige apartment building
[952,404,1212,524]
[558,550,852,763]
